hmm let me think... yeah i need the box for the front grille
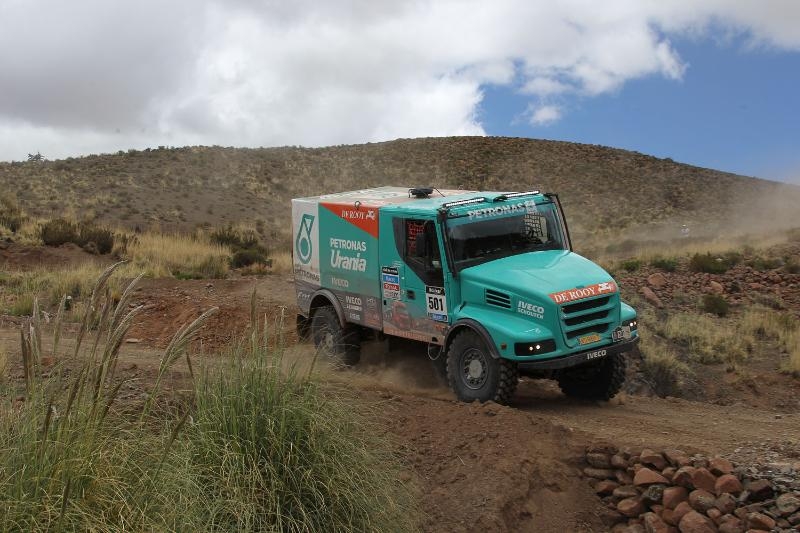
[560,295,615,344]
[485,289,511,309]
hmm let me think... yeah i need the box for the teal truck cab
[293,187,638,404]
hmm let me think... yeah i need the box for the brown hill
[1,137,798,248]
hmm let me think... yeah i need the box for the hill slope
[1,137,797,246]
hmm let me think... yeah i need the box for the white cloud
[528,104,563,126]
[0,0,798,159]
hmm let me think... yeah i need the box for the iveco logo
[586,349,607,360]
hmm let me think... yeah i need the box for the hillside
[1,137,798,248]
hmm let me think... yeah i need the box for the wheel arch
[309,289,346,327]
[445,318,501,359]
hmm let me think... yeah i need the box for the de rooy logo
[296,214,315,264]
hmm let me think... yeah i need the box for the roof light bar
[500,190,540,198]
[441,196,487,209]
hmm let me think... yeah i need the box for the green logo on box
[296,214,315,264]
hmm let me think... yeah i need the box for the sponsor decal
[517,300,544,320]
[586,349,607,360]
[382,266,401,299]
[329,238,368,272]
[612,326,633,342]
[549,281,617,304]
[466,200,536,220]
[295,214,315,265]
[578,333,602,346]
[320,202,379,238]
[425,286,448,322]
[330,276,349,288]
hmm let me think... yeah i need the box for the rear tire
[446,330,518,404]
[310,305,360,367]
[556,352,626,401]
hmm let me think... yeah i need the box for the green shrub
[40,218,79,246]
[620,258,642,272]
[210,225,260,250]
[230,249,269,268]
[689,252,730,274]
[702,293,730,317]
[78,222,115,254]
[650,256,678,272]
[747,256,782,271]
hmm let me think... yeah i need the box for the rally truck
[293,186,638,404]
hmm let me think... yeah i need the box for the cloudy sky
[1,0,798,182]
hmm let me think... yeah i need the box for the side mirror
[414,233,428,257]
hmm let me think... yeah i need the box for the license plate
[612,326,632,342]
[578,333,601,345]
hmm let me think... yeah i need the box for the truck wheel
[310,306,360,367]
[556,353,626,401]
[446,330,518,404]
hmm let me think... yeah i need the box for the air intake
[485,289,511,309]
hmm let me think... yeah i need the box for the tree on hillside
[27,152,44,162]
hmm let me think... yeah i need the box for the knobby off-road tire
[556,352,626,401]
[310,305,361,367]
[446,330,518,404]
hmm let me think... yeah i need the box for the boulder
[708,458,734,476]
[634,468,669,486]
[743,479,773,502]
[663,486,689,509]
[673,466,696,488]
[587,452,613,469]
[596,480,620,495]
[714,475,742,496]
[714,493,737,515]
[745,512,775,530]
[639,286,663,308]
[642,512,670,533]
[618,497,646,518]
[688,489,716,513]
[678,510,716,533]
[647,272,668,289]
[775,493,800,516]
[690,468,717,493]
[584,467,616,479]
[641,449,668,471]
[708,280,724,294]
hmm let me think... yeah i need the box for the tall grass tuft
[186,310,415,532]
[122,232,230,279]
[0,268,415,531]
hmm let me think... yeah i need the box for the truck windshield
[446,200,567,269]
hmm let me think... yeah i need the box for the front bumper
[517,336,639,371]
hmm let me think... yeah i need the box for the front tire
[446,330,518,404]
[556,352,626,401]
[310,306,360,367]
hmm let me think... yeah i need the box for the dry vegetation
[2,138,800,248]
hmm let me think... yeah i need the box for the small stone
[642,512,669,533]
[746,512,775,530]
[611,454,629,468]
[614,485,640,499]
[618,497,646,517]
[584,467,616,479]
[672,501,693,525]
[715,474,743,496]
[125,337,142,343]
[596,480,620,495]
[788,511,800,525]
[663,486,689,509]
[691,468,717,493]
[709,458,734,476]
[744,479,773,502]
[678,510,716,533]
[714,493,737,515]
[775,493,800,516]
[662,508,677,526]
[641,484,665,505]
[641,449,667,471]
[587,452,613,468]
[673,466,696,488]
[706,508,722,522]
[616,470,635,485]
[664,449,690,467]
[587,442,619,455]
[717,517,744,533]
[662,467,676,481]
[634,468,669,486]
[688,489,716,513]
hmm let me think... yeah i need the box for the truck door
[379,215,450,345]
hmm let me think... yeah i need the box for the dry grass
[120,232,230,279]
[741,307,800,374]
[662,313,752,367]
[637,335,693,397]
[269,251,293,274]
